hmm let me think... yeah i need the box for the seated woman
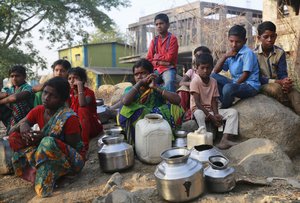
[118,58,184,144]
[8,77,85,197]
[67,67,103,152]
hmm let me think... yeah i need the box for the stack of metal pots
[154,144,236,201]
[98,127,134,172]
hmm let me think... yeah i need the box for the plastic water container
[135,114,172,164]
[187,126,213,149]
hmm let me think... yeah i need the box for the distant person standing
[254,21,300,115]
[146,13,179,92]
[212,25,260,108]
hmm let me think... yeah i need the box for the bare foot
[216,139,238,150]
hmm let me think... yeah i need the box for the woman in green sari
[118,59,184,144]
[8,77,85,197]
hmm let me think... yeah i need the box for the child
[254,21,300,115]
[178,46,212,113]
[190,54,238,149]
[212,25,261,108]
[67,67,103,152]
[0,65,34,134]
[33,59,71,106]
[146,13,178,92]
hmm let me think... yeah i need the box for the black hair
[43,77,70,101]
[9,65,26,77]
[154,13,169,24]
[257,21,276,36]
[193,46,211,55]
[68,67,88,83]
[228,25,247,40]
[51,59,71,70]
[195,53,214,68]
[132,58,154,74]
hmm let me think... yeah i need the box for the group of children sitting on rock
[0,12,299,198]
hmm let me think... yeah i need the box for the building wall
[58,46,84,67]
[87,44,112,67]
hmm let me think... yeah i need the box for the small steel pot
[98,136,134,172]
[204,155,236,193]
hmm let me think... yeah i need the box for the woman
[118,58,184,144]
[8,77,85,197]
[67,67,103,152]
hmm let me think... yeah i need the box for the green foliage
[0,0,130,79]
[89,27,126,44]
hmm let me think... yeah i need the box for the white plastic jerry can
[187,126,213,149]
[135,113,172,164]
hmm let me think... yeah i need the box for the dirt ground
[1,123,300,203]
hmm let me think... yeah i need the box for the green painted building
[58,42,134,89]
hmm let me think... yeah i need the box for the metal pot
[173,130,187,148]
[98,136,134,172]
[154,148,204,202]
[98,126,125,148]
[190,144,224,164]
[204,155,235,193]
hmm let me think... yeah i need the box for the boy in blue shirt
[212,25,261,108]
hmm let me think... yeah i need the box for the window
[75,54,80,61]
[62,56,68,60]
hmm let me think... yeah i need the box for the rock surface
[233,94,300,157]
[224,138,295,177]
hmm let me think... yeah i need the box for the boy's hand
[211,114,223,127]
[278,78,293,93]
[225,49,237,58]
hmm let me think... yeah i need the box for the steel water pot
[190,144,224,164]
[204,155,236,193]
[173,130,187,148]
[154,148,204,202]
[98,136,134,172]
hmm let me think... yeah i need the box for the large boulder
[225,138,294,177]
[233,94,300,157]
[110,82,132,106]
[97,85,116,105]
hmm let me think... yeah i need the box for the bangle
[78,91,84,95]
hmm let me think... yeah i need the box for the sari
[118,86,184,144]
[11,106,85,197]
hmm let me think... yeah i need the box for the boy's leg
[193,109,206,130]
[288,88,300,115]
[261,83,285,102]
[161,68,176,92]
[217,108,239,149]
[211,73,232,103]
[222,83,258,108]
[218,108,238,135]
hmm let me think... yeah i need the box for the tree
[0,0,130,81]
[89,26,126,44]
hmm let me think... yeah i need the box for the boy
[190,54,238,149]
[146,13,178,92]
[0,65,34,134]
[212,25,261,108]
[33,59,71,106]
[254,21,300,115]
[178,46,212,112]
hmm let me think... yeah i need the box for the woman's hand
[140,74,157,87]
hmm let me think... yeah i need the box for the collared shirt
[146,33,178,74]
[254,44,288,85]
[222,45,261,90]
